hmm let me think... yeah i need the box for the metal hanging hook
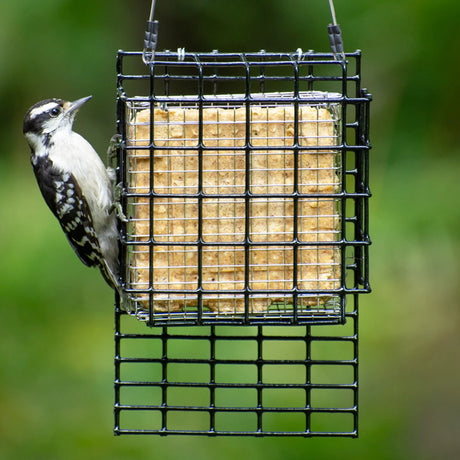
[143,0,159,65]
[327,0,345,61]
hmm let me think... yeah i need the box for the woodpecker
[23,96,120,293]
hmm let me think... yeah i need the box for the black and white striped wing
[32,155,104,269]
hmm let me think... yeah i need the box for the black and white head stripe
[23,99,65,134]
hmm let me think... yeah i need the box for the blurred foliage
[1,0,459,459]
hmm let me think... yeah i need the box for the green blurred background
[1,0,459,458]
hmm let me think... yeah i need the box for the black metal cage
[114,48,371,436]
[114,297,359,436]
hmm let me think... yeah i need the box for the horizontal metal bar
[115,405,356,413]
[117,48,363,61]
[120,94,369,104]
[116,332,355,341]
[121,240,369,248]
[116,357,356,366]
[114,428,357,437]
[123,191,369,200]
[115,380,357,390]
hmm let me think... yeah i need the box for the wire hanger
[142,0,346,63]
[327,0,345,60]
[142,0,158,64]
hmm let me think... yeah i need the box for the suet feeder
[114,0,371,437]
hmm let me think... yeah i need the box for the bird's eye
[50,107,61,117]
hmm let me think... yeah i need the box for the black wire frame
[115,50,371,327]
[114,49,371,436]
[114,293,359,437]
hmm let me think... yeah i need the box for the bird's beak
[65,95,92,116]
[62,96,92,127]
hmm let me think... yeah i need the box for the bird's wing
[31,154,104,269]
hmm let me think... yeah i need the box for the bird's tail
[99,258,119,292]
[98,258,134,313]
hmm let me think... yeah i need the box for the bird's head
[23,96,92,150]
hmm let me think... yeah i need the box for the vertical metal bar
[256,326,264,434]
[114,52,125,435]
[353,53,364,288]
[164,62,170,97]
[148,62,156,326]
[195,54,204,322]
[116,51,127,310]
[242,53,251,321]
[308,60,314,92]
[359,50,371,292]
[363,90,372,291]
[353,53,372,291]
[209,326,216,433]
[212,51,218,96]
[259,50,266,93]
[290,55,300,322]
[305,325,312,433]
[161,326,168,432]
[339,59,348,323]
[114,300,122,435]
[352,294,359,436]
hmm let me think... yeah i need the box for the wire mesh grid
[114,49,370,437]
[116,50,371,326]
[114,294,359,437]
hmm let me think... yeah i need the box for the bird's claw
[112,201,129,223]
[111,182,128,222]
[107,134,122,164]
